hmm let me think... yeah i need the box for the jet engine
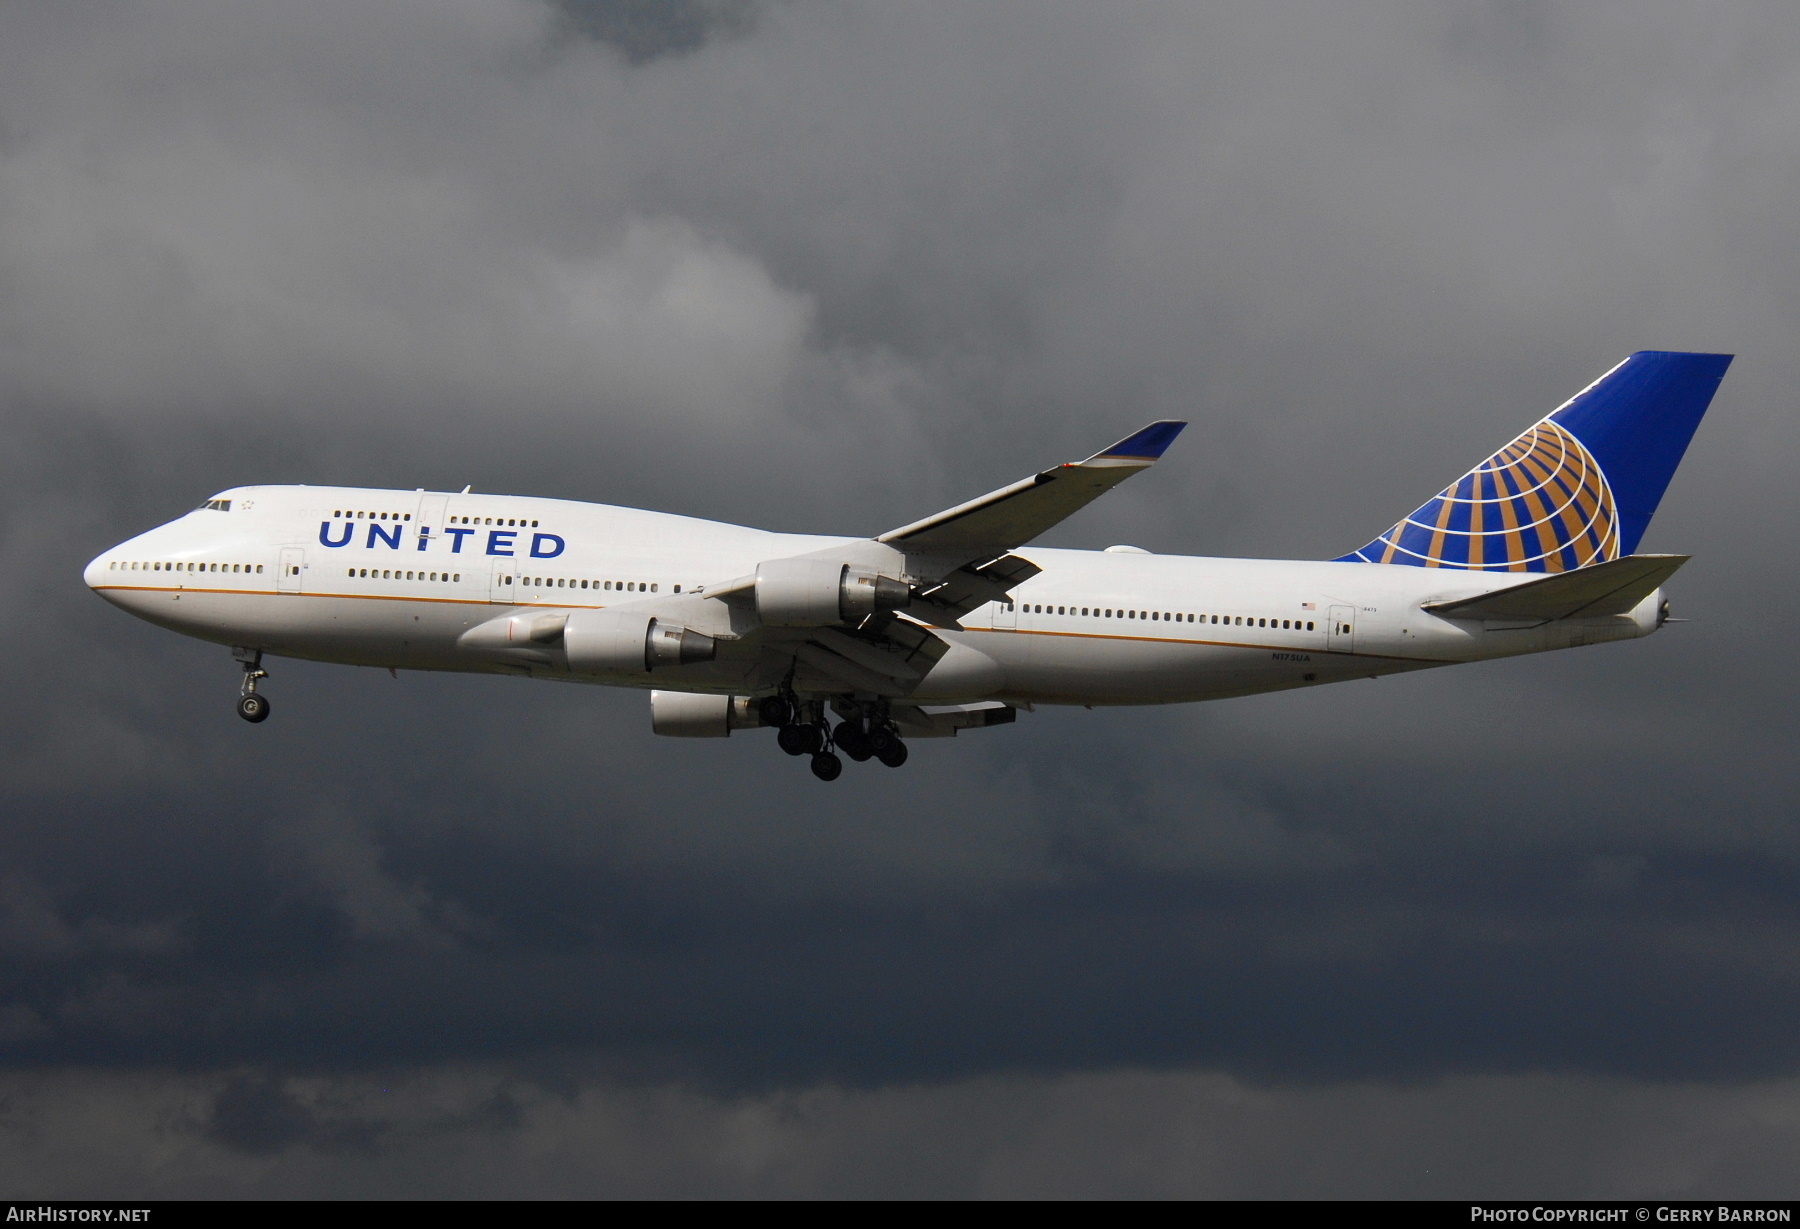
[754,558,911,626]
[649,691,766,737]
[562,608,716,674]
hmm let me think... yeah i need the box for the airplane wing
[1422,554,1688,622]
[699,419,1190,630]
[878,421,1187,556]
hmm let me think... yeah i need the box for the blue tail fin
[1337,351,1732,571]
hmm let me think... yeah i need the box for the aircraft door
[416,494,446,559]
[278,547,305,595]
[489,559,516,604]
[991,597,1017,629]
[1327,605,1355,653]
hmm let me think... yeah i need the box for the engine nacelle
[649,691,766,738]
[755,558,911,626]
[563,608,716,674]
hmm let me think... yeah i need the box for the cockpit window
[200,499,231,512]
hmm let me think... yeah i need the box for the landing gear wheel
[233,648,270,724]
[834,721,872,762]
[759,695,795,728]
[876,740,908,768]
[777,724,812,757]
[867,726,898,757]
[810,751,842,781]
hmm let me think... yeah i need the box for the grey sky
[2,0,1798,1197]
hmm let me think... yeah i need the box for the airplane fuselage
[85,484,1663,709]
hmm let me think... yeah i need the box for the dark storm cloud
[2,0,1800,1196]
[5,1065,1800,1198]
[552,0,760,63]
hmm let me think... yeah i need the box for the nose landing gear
[233,647,270,723]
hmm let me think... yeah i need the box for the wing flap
[890,701,1018,739]
[910,552,1043,624]
[1422,554,1688,622]
[766,616,954,697]
[857,613,955,673]
[811,626,922,680]
[793,642,908,696]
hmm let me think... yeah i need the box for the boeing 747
[86,351,1732,780]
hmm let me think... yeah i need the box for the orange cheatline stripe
[91,584,608,610]
[965,626,1448,664]
[96,587,1459,667]
[100,587,1456,664]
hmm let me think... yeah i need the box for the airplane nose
[84,546,130,597]
[86,523,183,607]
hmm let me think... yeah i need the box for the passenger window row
[449,516,540,527]
[1006,601,1315,632]
[506,578,673,593]
[338,572,681,593]
[110,561,264,574]
[331,510,411,522]
[348,569,460,582]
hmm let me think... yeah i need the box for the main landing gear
[833,719,907,768]
[762,694,906,781]
[233,647,270,723]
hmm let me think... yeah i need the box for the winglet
[1088,420,1187,464]
[878,419,1188,554]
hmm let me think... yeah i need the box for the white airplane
[86,351,1731,781]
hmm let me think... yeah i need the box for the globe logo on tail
[1349,419,1620,572]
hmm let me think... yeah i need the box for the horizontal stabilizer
[1422,554,1688,622]
[879,420,1186,555]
